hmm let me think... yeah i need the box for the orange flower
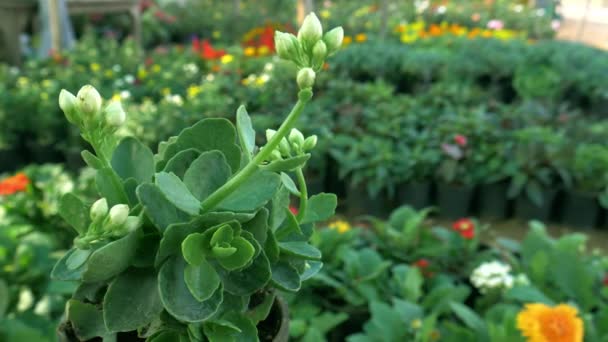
[342,35,353,46]
[0,173,30,196]
[355,33,367,42]
[517,303,583,342]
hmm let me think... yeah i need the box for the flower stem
[200,89,313,213]
[296,168,308,222]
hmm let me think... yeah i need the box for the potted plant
[507,126,566,222]
[435,133,475,219]
[560,144,608,228]
[51,13,341,341]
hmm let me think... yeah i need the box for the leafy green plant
[51,14,341,341]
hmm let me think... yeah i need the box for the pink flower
[454,134,467,147]
[551,20,561,31]
[441,143,463,160]
[487,19,504,30]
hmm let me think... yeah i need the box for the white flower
[184,63,199,75]
[205,74,215,82]
[120,90,131,100]
[112,64,122,72]
[513,4,523,12]
[34,295,51,316]
[17,288,34,312]
[166,94,184,106]
[264,63,274,72]
[436,5,446,14]
[124,74,135,84]
[470,261,514,293]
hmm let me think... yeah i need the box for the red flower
[603,274,608,287]
[289,206,299,215]
[192,38,226,60]
[0,173,30,196]
[454,134,467,147]
[414,259,429,268]
[452,218,475,240]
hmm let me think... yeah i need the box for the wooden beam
[49,0,61,52]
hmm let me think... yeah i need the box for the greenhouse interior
[1,0,608,341]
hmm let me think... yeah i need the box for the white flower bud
[311,40,327,70]
[303,135,318,151]
[270,149,283,161]
[105,101,126,127]
[323,27,344,55]
[275,31,299,61]
[297,68,316,89]
[266,129,277,142]
[76,85,102,115]
[298,13,323,50]
[279,138,291,156]
[108,204,129,227]
[90,198,108,221]
[289,128,305,147]
[59,89,78,124]
[123,216,141,233]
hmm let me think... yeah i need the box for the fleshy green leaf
[137,183,190,232]
[280,172,300,196]
[184,151,231,201]
[66,248,92,270]
[112,137,155,183]
[279,242,321,260]
[244,208,269,246]
[217,251,271,296]
[182,233,206,266]
[104,268,163,332]
[51,249,86,281]
[216,237,255,271]
[0,279,8,319]
[81,229,141,283]
[210,225,234,246]
[96,167,129,206]
[184,259,221,302]
[67,300,110,340]
[302,193,337,224]
[59,193,89,235]
[236,105,256,158]
[301,261,323,281]
[156,172,200,215]
[261,154,311,172]
[164,149,201,179]
[81,150,104,169]
[203,312,258,342]
[158,256,223,322]
[218,171,281,212]
[271,261,301,292]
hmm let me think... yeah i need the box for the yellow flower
[410,319,422,329]
[187,84,202,99]
[90,63,101,72]
[111,93,122,102]
[212,30,221,39]
[517,303,583,342]
[137,67,148,80]
[244,47,256,57]
[328,220,351,233]
[355,33,367,42]
[320,9,331,19]
[41,79,53,88]
[17,77,29,87]
[104,69,114,78]
[161,87,171,96]
[342,36,353,46]
[257,46,270,56]
[40,92,49,100]
[220,54,234,65]
[255,74,270,86]
[152,64,162,73]
[401,33,418,43]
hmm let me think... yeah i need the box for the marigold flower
[452,218,475,239]
[328,220,351,233]
[0,173,30,196]
[220,54,234,64]
[342,35,353,46]
[517,303,583,342]
[355,33,367,42]
[244,47,256,57]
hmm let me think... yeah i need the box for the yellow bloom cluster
[517,303,583,342]
[328,219,351,233]
[394,20,522,44]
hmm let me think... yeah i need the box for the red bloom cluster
[289,206,299,215]
[0,173,30,196]
[414,259,429,268]
[452,218,475,239]
[603,274,608,287]
[454,134,467,147]
[413,258,433,277]
[192,38,226,60]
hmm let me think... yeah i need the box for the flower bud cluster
[84,199,141,243]
[265,128,318,161]
[59,85,126,130]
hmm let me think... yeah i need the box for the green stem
[296,168,308,222]
[200,89,313,213]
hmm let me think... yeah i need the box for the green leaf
[82,229,141,283]
[66,248,93,270]
[104,268,163,332]
[203,312,258,342]
[217,251,272,296]
[96,167,129,206]
[0,279,8,319]
[59,193,89,235]
[67,299,110,340]
[211,225,234,246]
[112,137,155,183]
[156,172,200,215]
[161,118,241,173]
[504,286,554,305]
[278,242,321,260]
[158,256,223,322]
[247,292,275,324]
[51,249,85,281]
[184,259,221,302]
[148,331,184,342]
[301,261,323,281]
[271,261,301,292]
[264,230,280,264]
[182,233,206,266]
[449,302,489,340]
[164,149,201,179]
[137,183,190,232]
[218,171,281,212]
[123,178,139,207]
[184,151,231,201]
[261,154,311,172]
[275,209,302,241]
[280,172,300,196]
[244,208,268,246]
[81,150,104,169]
[236,105,256,158]
[217,237,255,271]
[269,186,290,230]
[302,193,337,224]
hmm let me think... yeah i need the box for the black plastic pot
[436,183,474,219]
[559,191,600,229]
[476,182,510,219]
[396,181,433,210]
[306,176,325,196]
[514,189,558,222]
[324,156,346,199]
[345,183,392,218]
[0,148,24,173]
